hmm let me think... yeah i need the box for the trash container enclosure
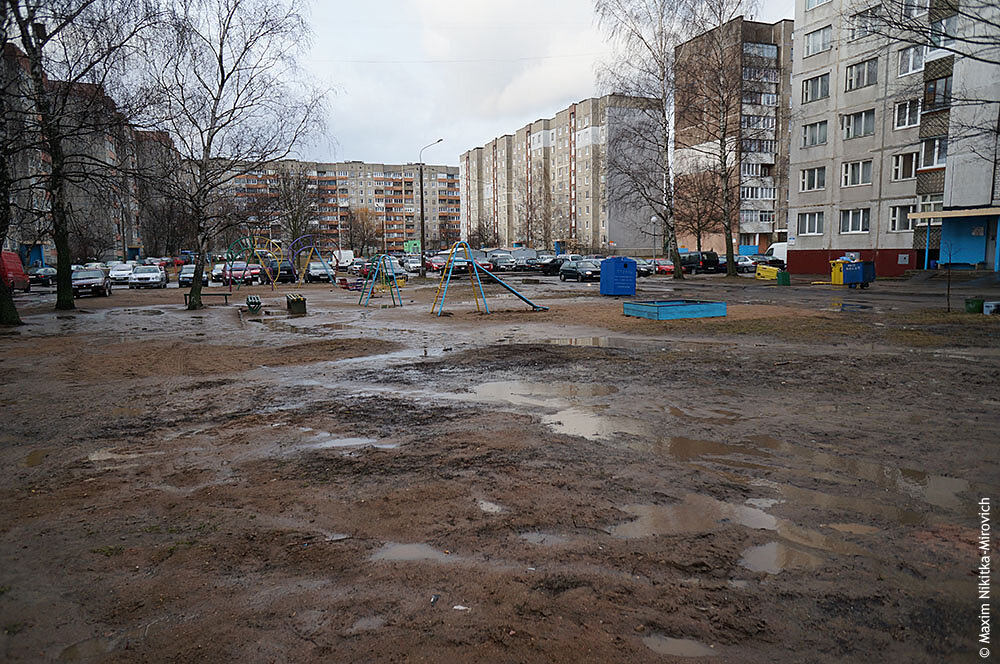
[600,257,637,296]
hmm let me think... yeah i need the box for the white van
[331,250,355,271]
[764,242,787,265]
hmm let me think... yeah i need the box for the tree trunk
[0,126,22,325]
[186,235,209,310]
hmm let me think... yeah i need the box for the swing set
[430,242,549,316]
[359,254,405,307]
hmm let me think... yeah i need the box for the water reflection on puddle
[471,381,617,408]
[739,542,823,574]
[307,434,397,450]
[642,634,716,657]
[543,407,650,440]
[520,532,569,546]
[370,543,456,563]
[545,336,663,349]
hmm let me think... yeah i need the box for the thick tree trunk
[186,235,209,310]
[0,278,20,326]
[0,142,22,325]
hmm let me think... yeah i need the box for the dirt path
[1,281,998,662]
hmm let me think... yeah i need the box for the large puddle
[642,634,716,657]
[370,543,457,563]
[739,542,824,574]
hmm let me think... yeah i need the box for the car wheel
[559,274,565,281]
[24,283,31,293]
[577,274,583,282]
[106,284,112,296]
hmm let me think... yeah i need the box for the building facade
[787,0,999,275]
[460,95,659,255]
[228,160,460,255]
[674,18,795,255]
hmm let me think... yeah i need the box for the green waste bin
[965,297,985,314]
[777,270,791,286]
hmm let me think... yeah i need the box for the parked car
[347,258,368,275]
[178,264,209,287]
[540,256,571,276]
[1,251,30,292]
[732,255,756,273]
[263,259,297,284]
[210,263,225,282]
[514,256,540,271]
[632,258,654,277]
[680,251,722,274]
[489,253,516,271]
[331,250,355,271]
[222,261,258,284]
[84,262,106,271]
[748,253,786,269]
[72,268,112,297]
[108,263,135,284]
[305,261,334,282]
[129,265,167,288]
[559,259,602,282]
[403,256,422,272]
[28,266,57,286]
[651,258,674,275]
[360,260,409,281]
[424,256,447,272]
[764,242,787,267]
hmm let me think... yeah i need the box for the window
[743,67,779,82]
[744,43,778,58]
[802,120,828,146]
[740,209,759,225]
[800,167,827,191]
[930,16,956,50]
[898,46,924,76]
[901,0,928,18]
[741,114,776,129]
[850,8,879,40]
[921,136,948,167]
[924,75,952,109]
[804,26,832,56]
[802,73,830,102]
[890,204,917,231]
[894,100,920,128]
[845,58,878,90]
[840,208,871,233]
[891,152,919,180]
[841,109,875,139]
[919,193,943,225]
[798,211,824,234]
[842,159,873,186]
[742,139,777,153]
[761,93,778,106]
[741,186,776,200]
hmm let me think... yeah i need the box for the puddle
[657,437,770,462]
[544,336,663,350]
[471,381,617,408]
[739,541,823,574]
[642,634,716,657]
[476,499,503,514]
[110,406,144,417]
[826,523,880,535]
[611,495,776,538]
[370,543,456,563]
[306,435,397,450]
[25,449,52,467]
[88,449,143,462]
[520,532,569,546]
[543,407,649,440]
[746,498,782,510]
[826,301,872,312]
[349,615,386,632]
[58,636,115,660]
[667,407,740,423]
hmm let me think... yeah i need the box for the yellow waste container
[830,260,848,285]
[755,264,779,280]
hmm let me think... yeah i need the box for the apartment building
[230,160,460,254]
[787,0,1000,275]
[674,18,795,255]
[460,95,658,255]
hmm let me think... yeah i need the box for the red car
[222,261,263,284]
[651,258,674,275]
[425,256,447,272]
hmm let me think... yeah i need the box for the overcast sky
[299,0,795,167]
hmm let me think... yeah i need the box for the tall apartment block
[230,160,461,254]
[787,0,1000,275]
[674,18,795,255]
[460,95,658,254]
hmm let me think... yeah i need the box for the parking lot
[2,272,999,662]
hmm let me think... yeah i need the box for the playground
[1,274,998,662]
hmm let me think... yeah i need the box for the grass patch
[90,545,124,557]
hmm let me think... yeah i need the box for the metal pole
[418,138,443,277]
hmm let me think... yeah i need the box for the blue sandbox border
[623,300,727,320]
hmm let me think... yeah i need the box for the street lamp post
[418,138,443,278]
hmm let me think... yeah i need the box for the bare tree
[343,206,381,256]
[595,0,687,279]
[673,0,762,276]
[468,218,499,249]
[141,0,326,309]
[674,172,724,253]
[5,0,159,310]
[268,163,320,265]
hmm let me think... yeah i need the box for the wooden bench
[184,292,230,305]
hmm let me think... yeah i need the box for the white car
[305,261,333,282]
[108,263,135,284]
[210,263,225,282]
[129,265,167,288]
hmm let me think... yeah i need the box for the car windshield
[580,260,600,268]
[74,270,103,279]
[230,262,247,269]
[135,266,159,274]
[309,262,325,268]
[181,266,195,273]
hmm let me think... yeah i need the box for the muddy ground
[1,274,998,662]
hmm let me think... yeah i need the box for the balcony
[740,220,774,234]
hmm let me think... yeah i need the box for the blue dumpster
[600,256,637,296]
[842,261,875,288]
